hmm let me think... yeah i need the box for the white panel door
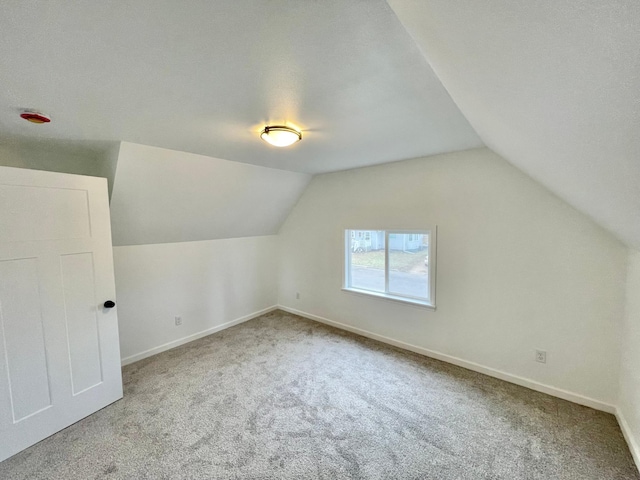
[0,166,122,462]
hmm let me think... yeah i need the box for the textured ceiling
[387,0,640,249]
[0,0,480,174]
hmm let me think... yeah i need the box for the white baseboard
[277,305,617,414]
[617,408,640,472]
[117,303,637,470]
[120,305,278,366]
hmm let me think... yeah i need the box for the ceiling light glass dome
[260,125,302,147]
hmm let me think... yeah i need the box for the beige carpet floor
[1,310,638,479]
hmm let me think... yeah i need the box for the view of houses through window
[345,229,433,304]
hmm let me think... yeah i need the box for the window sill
[341,287,436,310]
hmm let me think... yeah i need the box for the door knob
[104,300,116,308]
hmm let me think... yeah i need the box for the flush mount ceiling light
[260,125,302,147]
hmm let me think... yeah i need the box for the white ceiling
[110,142,311,246]
[0,0,480,174]
[387,0,640,249]
[3,1,638,250]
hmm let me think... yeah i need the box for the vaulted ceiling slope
[110,143,311,246]
[388,0,640,249]
[0,1,480,174]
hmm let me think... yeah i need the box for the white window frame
[343,228,436,309]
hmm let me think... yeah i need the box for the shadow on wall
[0,138,119,200]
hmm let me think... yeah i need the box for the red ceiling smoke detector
[20,111,51,124]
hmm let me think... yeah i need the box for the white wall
[387,0,640,251]
[114,236,278,363]
[0,140,118,198]
[98,143,120,200]
[619,250,640,464]
[110,142,311,246]
[278,147,627,406]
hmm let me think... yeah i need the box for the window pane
[388,233,429,300]
[349,230,385,293]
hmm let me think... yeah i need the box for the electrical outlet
[175,316,183,326]
[296,292,300,300]
[535,350,547,364]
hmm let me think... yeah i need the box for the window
[344,229,436,308]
